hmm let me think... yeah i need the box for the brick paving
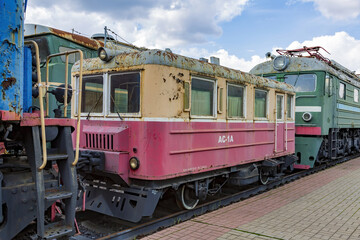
[143,157,360,240]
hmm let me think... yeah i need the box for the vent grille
[85,133,114,150]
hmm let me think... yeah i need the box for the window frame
[354,88,359,103]
[226,83,246,119]
[76,74,106,117]
[106,71,141,118]
[286,94,295,120]
[276,93,285,120]
[254,88,268,120]
[190,76,217,119]
[339,82,346,99]
[284,73,317,93]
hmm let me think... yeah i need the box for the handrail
[45,50,83,167]
[24,40,47,170]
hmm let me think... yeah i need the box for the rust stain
[50,27,104,50]
[1,77,16,90]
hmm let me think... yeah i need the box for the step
[43,222,73,240]
[47,153,68,161]
[45,189,73,202]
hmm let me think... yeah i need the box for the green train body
[250,49,360,169]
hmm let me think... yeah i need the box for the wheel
[259,168,269,185]
[176,184,199,210]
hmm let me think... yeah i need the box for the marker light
[302,112,312,122]
[129,157,140,170]
[273,55,289,71]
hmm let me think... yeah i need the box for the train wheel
[176,184,199,210]
[259,169,269,185]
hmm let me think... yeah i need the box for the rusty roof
[72,49,295,93]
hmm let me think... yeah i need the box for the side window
[339,83,346,99]
[354,89,359,103]
[287,95,294,119]
[109,72,140,114]
[81,75,103,113]
[191,77,215,117]
[59,46,80,64]
[276,95,284,120]
[255,89,267,118]
[227,84,245,118]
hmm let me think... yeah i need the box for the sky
[25,0,360,73]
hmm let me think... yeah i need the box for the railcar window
[284,74,316,92]
[191,78,215,116]
[355,89,359,103]
[276,95,284,120]
[227,84,244,118]
[110,73,140,114]
[287,95,294,119]
[59,46,80,64]
[339,83,345,99]
[255,89,267,118]
[81,76,103,113]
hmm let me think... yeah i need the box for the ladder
[329,128,339,159]
[24,41,83,239]
[25,126,78,239]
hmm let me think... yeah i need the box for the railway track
[68,154,357,240]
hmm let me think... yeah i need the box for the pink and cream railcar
[71,49,296,222]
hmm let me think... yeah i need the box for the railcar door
[275,94,285,152]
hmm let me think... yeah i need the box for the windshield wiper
[86,93,103,120]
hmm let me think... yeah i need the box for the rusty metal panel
[72,49,295,93]
[0,0,25,115]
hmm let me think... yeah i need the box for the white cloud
[303,0,360,20]
[179,48,266,72]
[26,0,249,49]
[285,31,360,73]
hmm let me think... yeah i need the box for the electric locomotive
[72,47,297,222]
[250,46,360,169]
[1,1,82,239]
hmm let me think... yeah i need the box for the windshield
[284,74,316,92]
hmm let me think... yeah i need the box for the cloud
[26,0,249,49]
[285,31,360,73]
[179,48,266,72]
[303,0,360,20]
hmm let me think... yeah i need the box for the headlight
[129,157,140,170]
[98,48,108,61]
[273,55,289,71]
[302,112,312,122]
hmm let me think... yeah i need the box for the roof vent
[91,33,115,41]
[210,56,220,65]
[199,58,208,62]
[165,48,172,53]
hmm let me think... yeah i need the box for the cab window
[81,75,103,113]
[109,72,140,114]
[284,74,316,92]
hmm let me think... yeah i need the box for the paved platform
[143,157,360,240]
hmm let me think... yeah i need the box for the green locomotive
[250,46,360,169]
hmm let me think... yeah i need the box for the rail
[45,50,84,167]
[24,40,47,170]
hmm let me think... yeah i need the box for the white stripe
[295,106,322,112]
